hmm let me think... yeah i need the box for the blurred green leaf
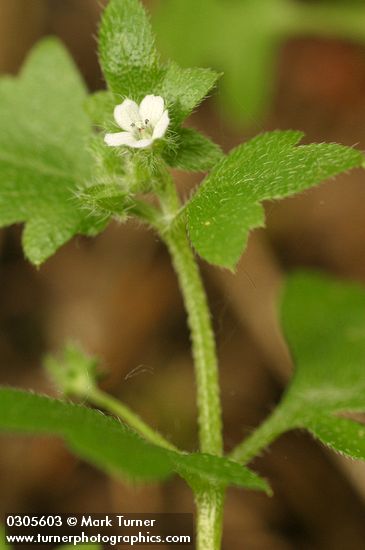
[153,0,365,125]
[232,272,365,463]
[153,0,290,124]
[282,273,365,415]
[262,272,365,461]
[0,39,105,266]
[0,388,269,492]
[186,131,363,269]
[279,272,365,461]
[0,388,172,482]
[164,128,224,172]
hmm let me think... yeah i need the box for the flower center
[130,118,153,140]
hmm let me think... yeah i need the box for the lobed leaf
[0,39,105,265]
[186,131,363,269]
[0,388,269,493]
[274,272,365,460]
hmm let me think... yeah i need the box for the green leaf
[173,452,270,495]
[164,128,223,172]
[277,272,365,460]
[0,388,269,492]
[0,38,105,265]
[186,131,363,269]
[99,0,163,101]
[305,415,365,461]
[281,273,365,417]
[157,62,220,125]
[282,273,365,413]
[0,388,172,482]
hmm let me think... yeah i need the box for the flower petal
[104,131,137,147]
[152,110,170,140]
[114,99,141,131]
[139,95,165,127]
[129,138,154,149]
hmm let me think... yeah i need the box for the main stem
[155,168,224,549]
[162,224,223,456]
[162,224,225,550]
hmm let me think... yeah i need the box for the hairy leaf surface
[157,62,220,125]
[0,388,269,492]
[187,131,363,269]
[163,128,223,172]
[0,39,104,265]
[99,0,162,101]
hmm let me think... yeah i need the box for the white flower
[104,95,169,149]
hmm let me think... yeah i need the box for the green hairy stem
[153,167,224,549]
[195,487,225,550]
[162,224,223,456]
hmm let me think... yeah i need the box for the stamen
[130,123,136,128]
[145,119,149,125]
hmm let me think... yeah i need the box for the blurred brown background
[1,0,365,548]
